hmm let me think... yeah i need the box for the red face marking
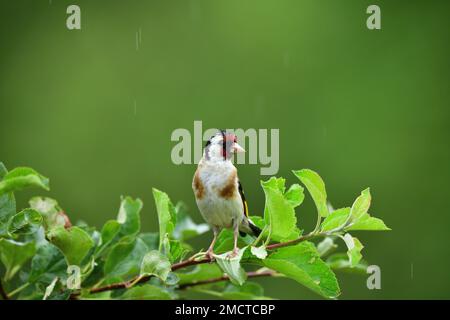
[221,133,237,159]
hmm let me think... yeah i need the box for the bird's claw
[205,250,215,261]
[226,248,239,259]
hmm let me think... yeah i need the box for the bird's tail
[239,218,262,237]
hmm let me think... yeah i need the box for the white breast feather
[195,160,244,229]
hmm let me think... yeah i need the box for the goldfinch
[192,130,261,258]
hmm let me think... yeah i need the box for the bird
[192,130,261,259]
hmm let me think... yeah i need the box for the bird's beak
[233,142,245,153]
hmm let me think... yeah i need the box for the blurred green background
[1,0,449,299]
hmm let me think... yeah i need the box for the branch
[0,279,9,300]
[70,232,323,298]
[71,256,211,297]
[178,270,276,290]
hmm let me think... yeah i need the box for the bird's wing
[238,180,249,218]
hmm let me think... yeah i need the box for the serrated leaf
[261,242,340,299]
[7,208,42,236]
[346,213,390,231]
[117,196,142,236]
[152,188,177,251]
[0,239,36,281]
[48,226,94,266]
[140,250,171,282]
[293,169,329,217]
[261,177,300,242]
[213,247,248,286]
[0,167,49,196]
[121,284,172,300]
[321,208,350,232]
[350,188,371,222]
[104,237,148,280]
[169,239,191,263]
[342,234,364,267]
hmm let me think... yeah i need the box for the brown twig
[178,270,276,290]
[70,232,321,298]
[0,279,9,300]
[71,256,211,297]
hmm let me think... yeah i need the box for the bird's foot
[205,250,215,261]
[226,248,239,259]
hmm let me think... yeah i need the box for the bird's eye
[233,137,237,143]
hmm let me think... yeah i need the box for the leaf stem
[7,282,30,298]
[251,226,267,247]
[313,214,322,233]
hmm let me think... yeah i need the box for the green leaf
[261,177,300,242]
[262,242,340,299]
[293,169,329,217]
[0,193,16,236]
[0,167,49,196]
[173,203,209,241]
[140,250,171,282]
[28,242,68,285]
[168,239,191,263]
[349,188,371,222]
[0,162,7,179]
[0,163,16,235]
[326,253,368,275]
[121,284,172,300]
[194,281,273,300]
[0,239,36,281]
[220,282,272,300]
[138,232,159,250]
[346,213,390,231]
[213,247,247,286]
[321,208,350,232]
[117,196,142,236]
[177,264,223,286]
[214,229,253,254]
[7,208,42,236]
[48,226,94,266]
[251,245,268,259]
[104,237,148,280]
[284,184,305,208]
[342,234,364,267]
[152,188,177,251]
[224,281,263,296]
[95,220,121,256]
